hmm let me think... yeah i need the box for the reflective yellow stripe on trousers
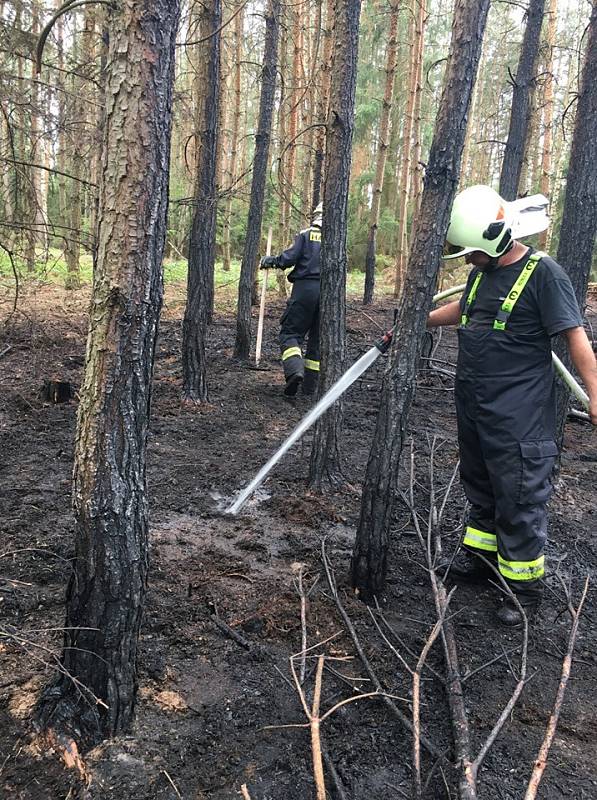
[498,554,544,581]
[304,359,320,371]
[463,526,497,552]
[282,346,302,361]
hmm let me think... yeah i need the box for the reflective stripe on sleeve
[304,359,320,371]
[463,526,497,552]
[498,554,544,581]
[282,346,302,361]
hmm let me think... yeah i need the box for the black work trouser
[279,279,320,380]
[455,380,557,599]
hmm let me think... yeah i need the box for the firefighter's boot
[302,368,319,396]
[496,583,542,627]
[282,348,304,396]
[440,548,496,583]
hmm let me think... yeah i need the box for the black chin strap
[481,240,514,272]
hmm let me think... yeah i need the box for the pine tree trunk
[461,41,485,184]
[545,49,573,251]
[234,0,281,360]
[351,0,491,600]
[363,0,399,305]
[222,7,243,272]
[498,0,546,200]
[283,7,302,242]
[554,0,597,443]
[393,0,418,297]
[35,0,180,745]
[277,14,289,246]
[64,16,84,289]
[308,0,361,490]
[410,0,426,210]
[311,0,334,208]
[538,0,558,248]
[182,0,221,401]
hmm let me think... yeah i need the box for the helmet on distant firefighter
[312,202,323,228]
[443,185,515,260]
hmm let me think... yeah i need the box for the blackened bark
[308,0,361,489]
[35,0,180,745]
[351,0,491,600]
[182,0,221,402]
[498,0,546,200]
[554,2,597,442]
[234,0,280,360]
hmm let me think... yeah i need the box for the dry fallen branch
[524,575,590,800]
[320,539,445,761]
[161,769,182,799]
[264,638,398,800]
[406,439,532,799]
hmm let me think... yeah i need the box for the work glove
[260,255,279,269]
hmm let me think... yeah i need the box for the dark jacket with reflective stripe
[278,225,321,282]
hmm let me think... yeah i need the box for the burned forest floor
[1,279,597,800]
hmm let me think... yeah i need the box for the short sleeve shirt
[459,248,583,336]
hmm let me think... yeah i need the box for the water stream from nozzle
[226,345,382,515]
[224,281,591,516]
[225,284,469,516]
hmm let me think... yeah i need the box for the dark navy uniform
[456,248,583,598]
[277,224,322,393]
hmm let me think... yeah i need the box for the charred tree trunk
[182,0,221,402]
[554,0,597,444]
[234,0,280,360]
[35,0,180,745]
[363,0,399,305]
[308,0,361,489]
[351,0,491,600]
[498,0,546,200]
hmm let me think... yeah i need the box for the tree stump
[40,380,74,404]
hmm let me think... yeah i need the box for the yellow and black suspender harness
[460,251,546,330]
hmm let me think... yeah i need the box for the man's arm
[563,326,597,425]
[277,233,304,268]
[427,299,461,328]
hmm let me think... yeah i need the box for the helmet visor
[442,240,469,259]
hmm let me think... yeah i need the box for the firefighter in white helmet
[428,185,597,626]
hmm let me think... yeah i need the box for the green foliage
[0,249,94,284]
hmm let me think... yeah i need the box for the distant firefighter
[260,203,322,397]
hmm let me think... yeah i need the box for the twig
[210,613,261,654]
[321,745,349,800]
[471,564,529,772]
[408,442,476,798]
[320,540,444,760]
[311,656,326,800]
[524,576,590,800]
[293,564,309,684]
[161,770,182,799]
[412,593,454,800]
[36,0,117,74]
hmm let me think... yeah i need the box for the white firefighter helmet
[443,185,549,260]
